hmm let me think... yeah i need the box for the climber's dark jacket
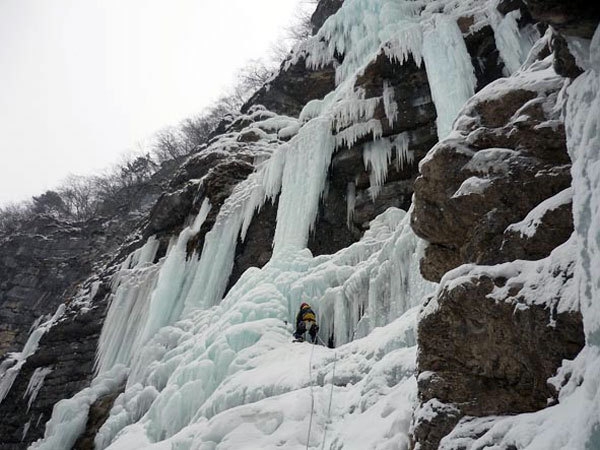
[296,304,316,325]
[294,303,318,342]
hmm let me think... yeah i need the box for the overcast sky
[0,0,309,206]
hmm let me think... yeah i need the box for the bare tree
[285,4,314,43]
[237,59,276,92]
[180,116,214,148]
[152,128,189,163]
[0,202,33,233]
[58,175,99,221]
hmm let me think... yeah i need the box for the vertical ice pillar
[96,200,211,374]
[565,27,600,345]
[136,199,212,345]
[488,3,539,76]
[272,117,335,255]
[422,14,476,139]
[564,26,600,449]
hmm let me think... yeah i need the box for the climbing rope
[304,330,338,450]
[320,345,337,450]
[305,339,317,450]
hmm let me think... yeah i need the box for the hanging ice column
[488,2,539,75]
[95,199,211,374]
[422,14,477,139]
[565,27,600,345]
[272,117,335,255]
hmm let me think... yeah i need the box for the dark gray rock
[310,0,344,35]
[0,292,109,447]
[242,58,336,118]
[524,0,600,38]
[462,23,505,92]
[227,201,278,292]
[354,52,436,140]
[145,183,198,237]
[73,385,125,450]
[552,32,585,78]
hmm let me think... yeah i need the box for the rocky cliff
[0,0,598,449]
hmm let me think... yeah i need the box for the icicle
[298,0,423,86]
[335,119,383,149]
[565,27,600,343]
[21,421,30,442]
[382,80,398,126]
[363,138,394,200]
[422,14,477,139]
[488,4,539,75]
[346,182,356,228]
[383,23,424,67]
[23,367,53,412]
[96,200,211,374]
[332,95,380,132]
[135,200,212,346]
[394,132,414,170]
[272,117,336,255]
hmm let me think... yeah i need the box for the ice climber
[293,302,319,343]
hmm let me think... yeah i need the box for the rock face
[242,59,337,118]
[412,64,572,281]
[319,52,438,251]
[410,4,592,447]
[0,217,97,357]
[0,209,155,360]
[0,289,110,447]
[310,0,344,35]
[413,251,585,449]
[460,21,505,92]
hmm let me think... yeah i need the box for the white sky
[0,0,308,206]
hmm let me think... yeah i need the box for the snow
[94,311,421,450]
[31,81,435,449]
[34,200,433,449]
[452,176,491,198]
[506,187,573,238]
[462,147,517,175]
